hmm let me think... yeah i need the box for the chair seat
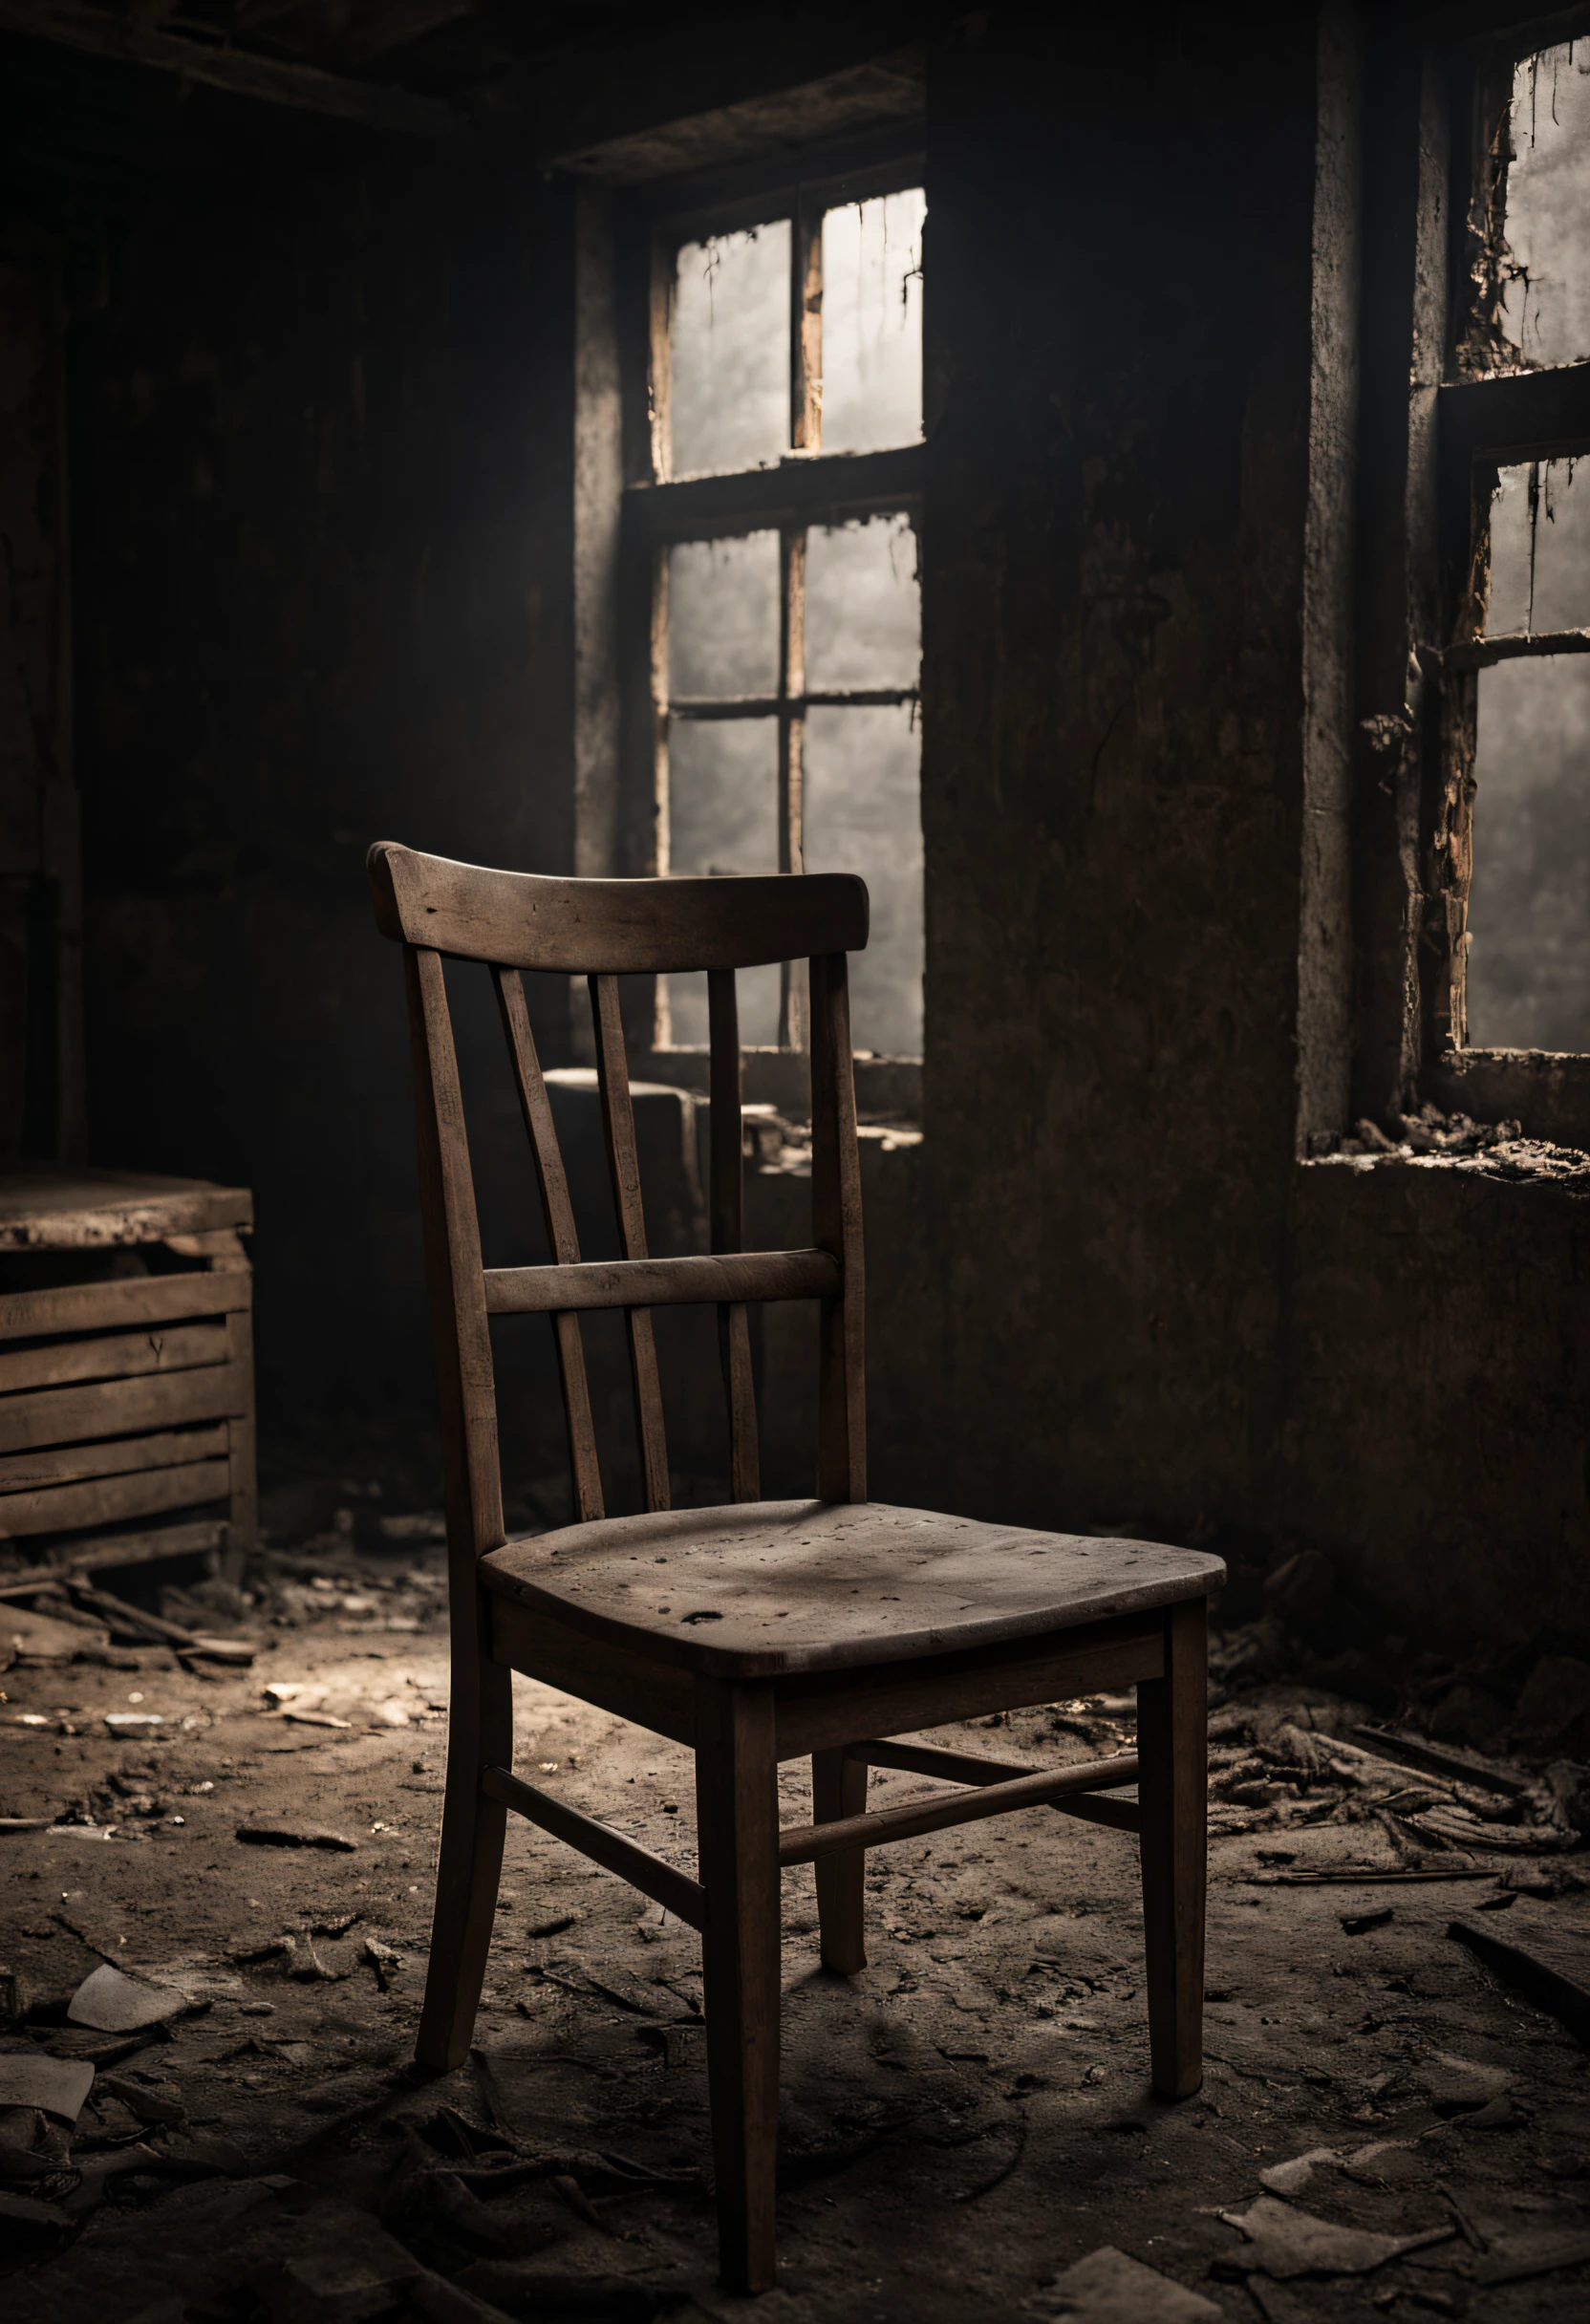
[480,1499,1224,1679]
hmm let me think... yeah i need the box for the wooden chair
[368,842,1224,2295]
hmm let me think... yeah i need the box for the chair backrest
[368,842,870,1562]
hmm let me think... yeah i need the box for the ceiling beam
[0,0,461,136]
[334,1,480,69]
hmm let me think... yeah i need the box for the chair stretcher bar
[778,1749,1142,1865]
[849,1737,1143,1834]
[481,1765,707,1929]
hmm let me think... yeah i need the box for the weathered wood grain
[0,1424,229,1493]
[591,973,670,1515]
[0,1268,250,1343]
[0,1458,230,1539]
[493,965,604,1521]
[779,1750,1142,1864]
[368,841,868,973]
[481,1500,1220,1678]
[0,1321,229,1397]
[0,1362,252,1454]
[483,1248,838,1315]
[709,968,761,1502]
[483,1763,705,1929]
[0,1168,251,1249]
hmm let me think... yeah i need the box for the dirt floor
[2,1522,1588,2323]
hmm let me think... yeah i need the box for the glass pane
[1500,47,1590,369]
[667,717,779,876]
[1487,461,1590,635]
[805,515,920,691]
[820,189,924,456]
[803,703,923,1056]
[664,719,781,1047]
[670,223,790,478]
[1468,656,1590,1049]
[669,534,780,699]
[666,964,782,1047]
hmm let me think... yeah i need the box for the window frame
[1421,14,1590,1135]
[613,126,928,1108]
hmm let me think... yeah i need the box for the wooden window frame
[1422,14,1590,1141]
[613,126,927,1112]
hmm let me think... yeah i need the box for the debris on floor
[1217,2195,1453,2278]
[0,1503,1585,2319]
[1031,2244,1227,2317]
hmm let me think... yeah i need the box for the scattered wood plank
[67,1581,201,1649]
[1352,1724,1529,1798]
[1239,1868,1502,1886]
[1448,1915,1590,2044]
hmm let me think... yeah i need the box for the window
[1441,31,1590,1065]
[622,158,927,1079]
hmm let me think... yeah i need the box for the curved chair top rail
[368,842,869,974]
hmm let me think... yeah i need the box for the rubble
[1472,2228,1590,2286]
[235,1822,359,1852]
[0,1516,1584,2319]
[67,1965,187,2033]
[1031,2246,1227,2317]
[0,2055,94,2121]
[1216,2196,1453,2278]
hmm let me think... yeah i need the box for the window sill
[1424,1047,1590,1151]
[1301,1143,1590,1185]
[645,1045,921,1124]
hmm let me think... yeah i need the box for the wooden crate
[0,1168,255,1582]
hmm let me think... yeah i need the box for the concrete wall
[918,17,1316,1539]
[912,9,1590,1652]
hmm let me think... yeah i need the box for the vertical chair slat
[708,969,761,1502]
[493,967,605,1525]
[404,947,505,1559]
[810,951,866,1504]
[590,973,672,1513]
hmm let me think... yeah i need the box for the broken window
[639,178,926,1064]
[1469,460,1590,1047]
[1448,36,1590,1057]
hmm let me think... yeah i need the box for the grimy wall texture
[10,5,1585,1653]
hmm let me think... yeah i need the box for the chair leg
[416,1652,513,2073]
[811,1748,868,1973]
[1136,1597,1208,2099]
[695,1678,781,2295]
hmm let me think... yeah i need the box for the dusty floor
[2,1526,1588,2323]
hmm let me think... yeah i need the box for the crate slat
[0,1268,251,1344]
[0,1364,251,1455]
[0,1425,230,1493]
[0,1322,230,1397]
[0,1458,231,1538]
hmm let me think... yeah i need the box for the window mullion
[792,191,823,452]
[779,525,807,1048]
